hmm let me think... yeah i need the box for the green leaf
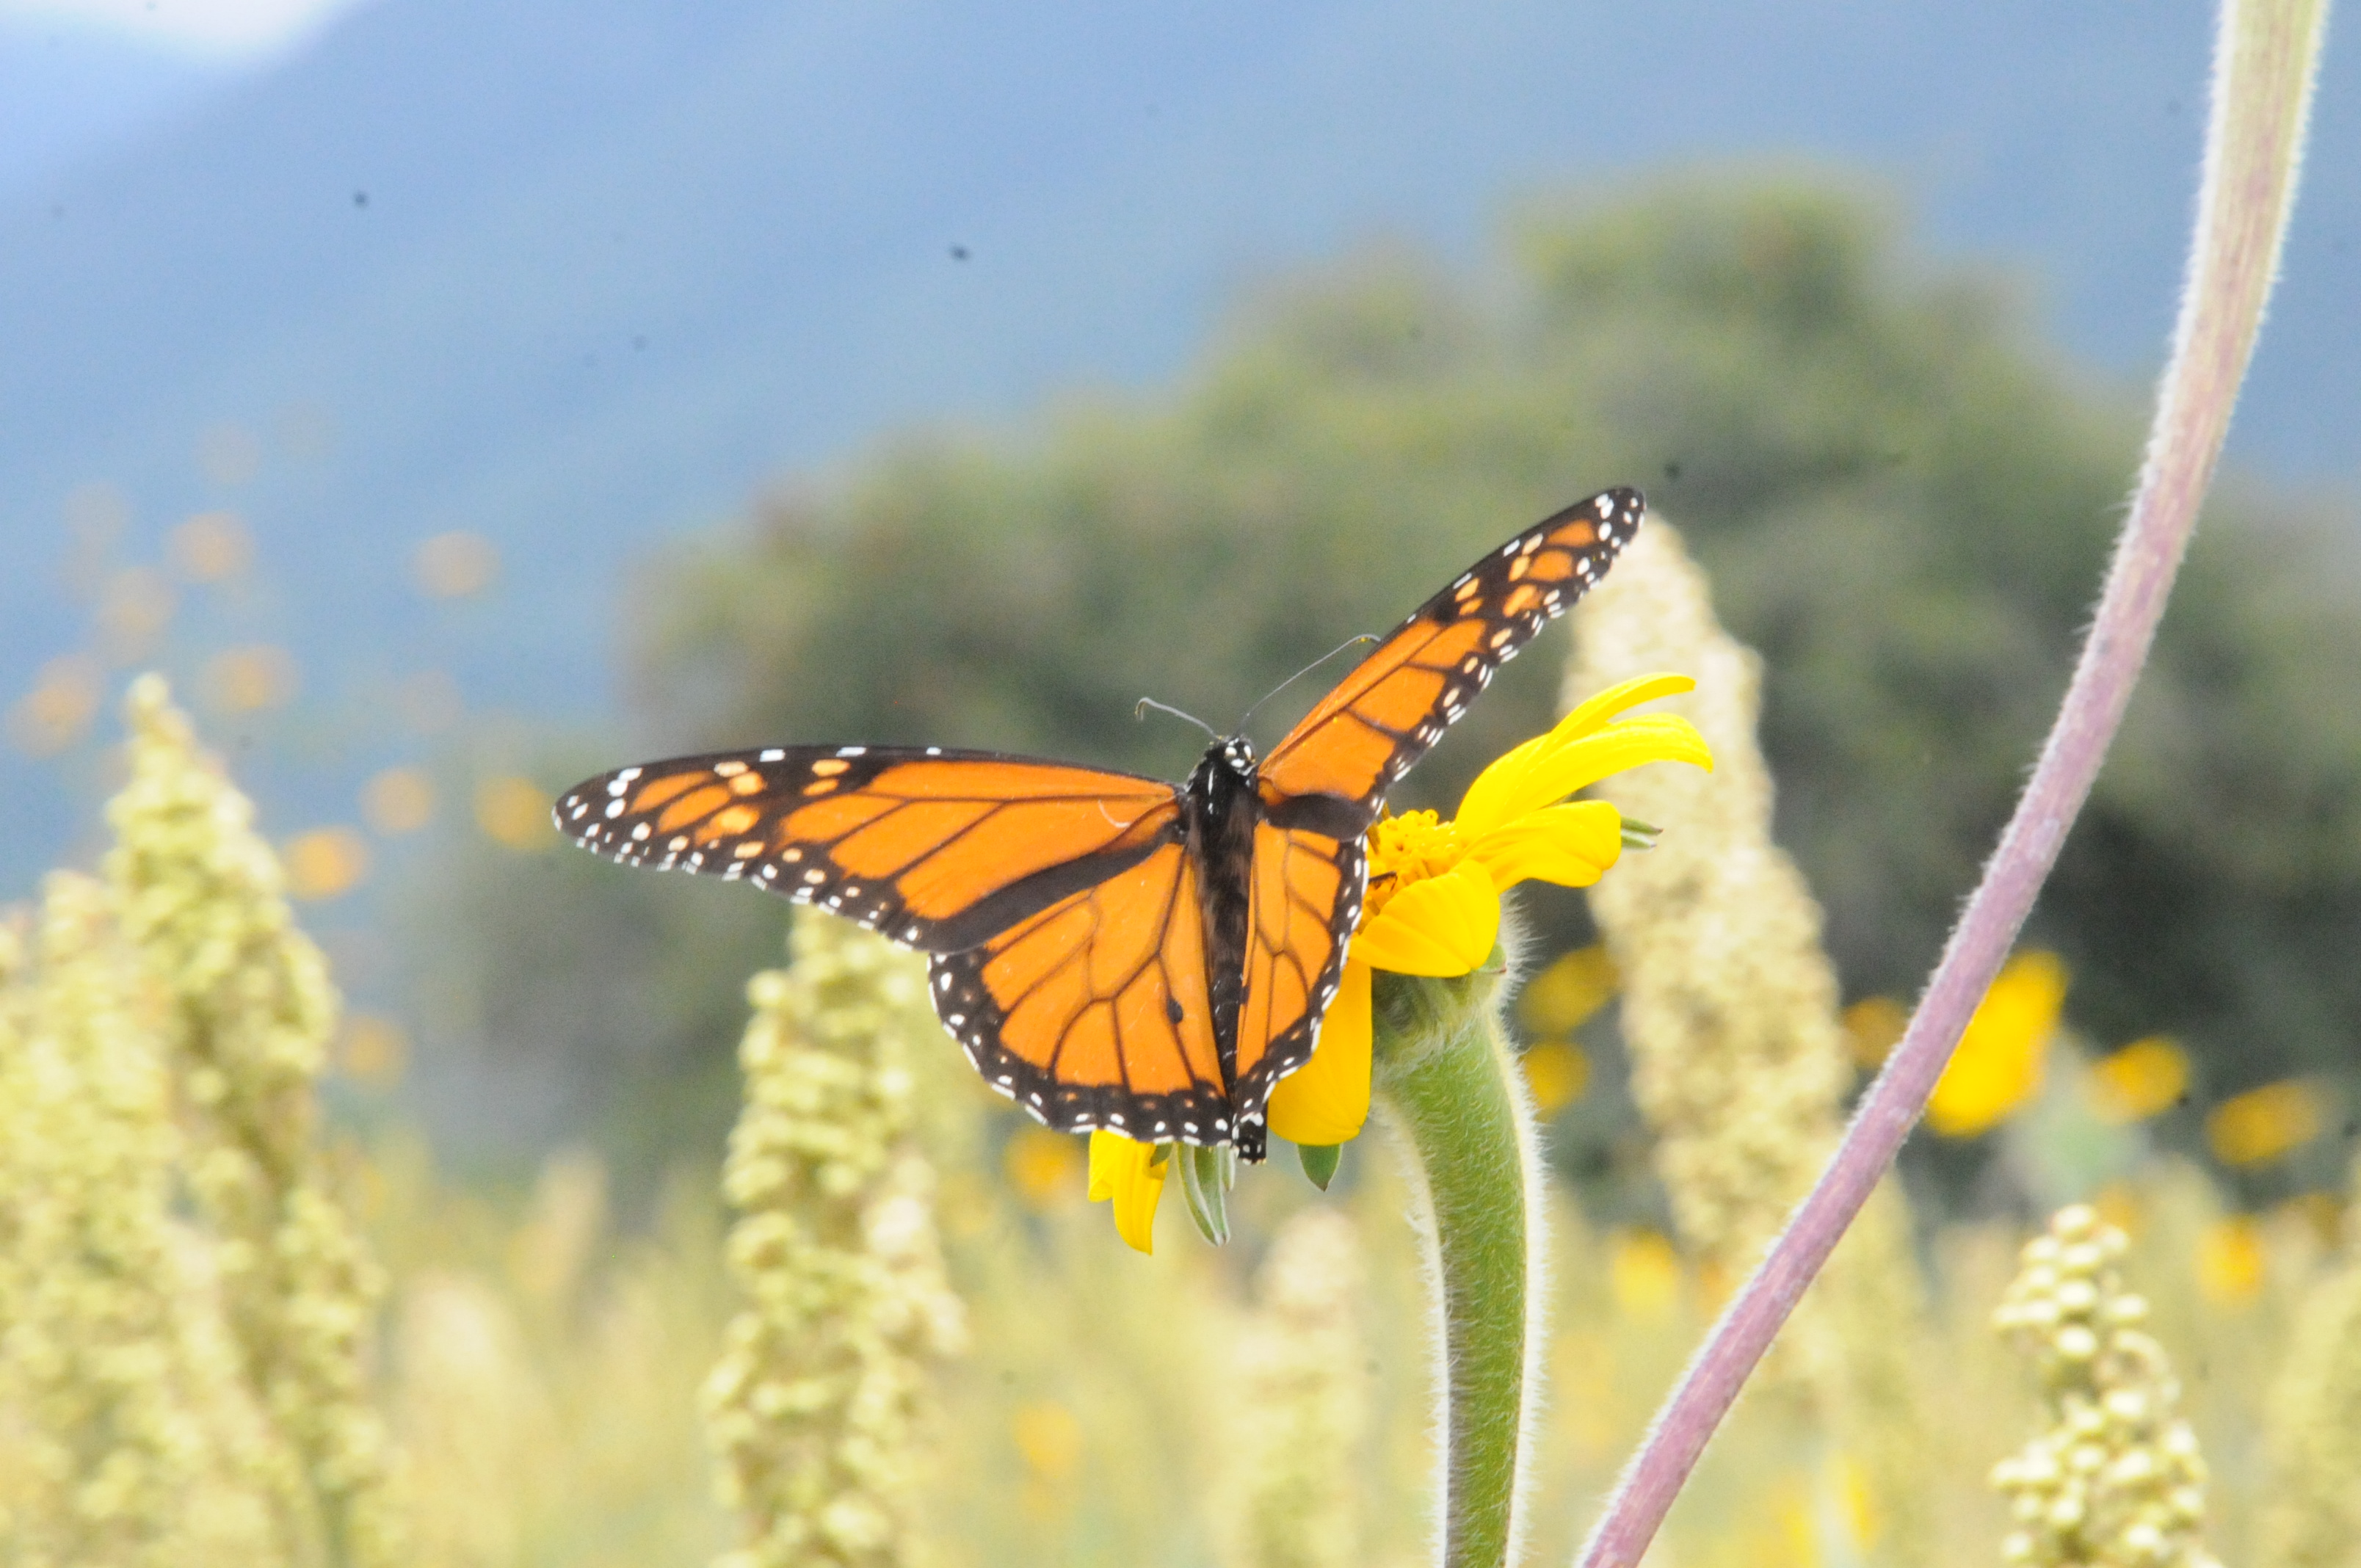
[1178,1142,1231,1245]
[1296,1141,1343,1190]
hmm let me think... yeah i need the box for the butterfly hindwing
[927,842,1233,1143]
[1230,821,1368,1159]
[555,747,1182,951]
[1255,487,1644,827]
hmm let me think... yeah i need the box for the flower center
[1360,810,1467,925]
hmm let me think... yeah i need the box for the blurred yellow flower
[1609,1229,1683,1318]
[1011,1400,1083,1484]
[2207,1078,2326,1166]
[361,766,436,835]
[475,774,554,850]
[2087,1035,2191,1123]
[1518,943,1619,1037]
[7,653,104,757]
[1266,672,1711,1150]
[283,826,371,900]
[1521,1040,1589,1116]
[1831,1451,1881,1552]
[339,1013,410,1088]
[414,531,500,598]
[1842,995,1909,1069]
[1003,1128,1084,1210]
[1924,950,2067,1138]
[2093,1181,2146,1238]
[170,509,254,582]
[201,644,300,714]
[2197,1215,2268,1304]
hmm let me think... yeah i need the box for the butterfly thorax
[1183,735,1261,1093]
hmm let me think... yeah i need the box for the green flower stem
[1575,2,2327,1563]
[1372,962,1542,1568]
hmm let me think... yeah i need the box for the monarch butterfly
[556,488,1642,1161]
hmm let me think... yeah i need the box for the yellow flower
[2086,1035,2191,1123]
[1925,950,2067,1138]
[2206,1078,2326,1166]
[1088,1131,1170,1254]
[1268,672,1711,1148]
[1088,673,1709,1253]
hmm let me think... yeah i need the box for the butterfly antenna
[1237,634,1380,733]
[1135,697,1219,742]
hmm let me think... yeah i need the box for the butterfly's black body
[555,486,1645,1168]
[1180,732,1381,1158]
[1183,735,1266,1121]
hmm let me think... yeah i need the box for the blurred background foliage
[412,173,2361,1212]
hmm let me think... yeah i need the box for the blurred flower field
[7,542,2361,1568]
[354,1075,2361,1568]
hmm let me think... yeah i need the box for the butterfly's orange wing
[556,489,1645,1159]
[1229,488,1644,1141]
[558,747,1179,948]
[1227,818,1366,1155]
[929,841,1232,1141]
[555,746,1227,1139]
[1258,488,1644,819]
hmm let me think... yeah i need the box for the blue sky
[0,0,368,57]
[1,1,2352,910]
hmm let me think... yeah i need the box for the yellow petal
[1456,675,1693,835]
[1087,1131,1167,1254]
[1451,730,1555,840]
[1464,715,1713,835]
[1466,801,1625,889]
[1266,957,1373,1145]
[1457,695,1711,839]
[1559,671,1700,739]
[1350,858,1499,976]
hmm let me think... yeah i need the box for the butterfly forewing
[1256,487,1643,826]
[1216,488,1642,1150]
[554,747,1182,951]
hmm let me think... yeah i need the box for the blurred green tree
[443,172,2361,1199]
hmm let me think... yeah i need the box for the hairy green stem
[1575,1,2328,1563]
[1374,965,1547,1568]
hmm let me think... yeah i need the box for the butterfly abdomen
[1182,740,1263,1104]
